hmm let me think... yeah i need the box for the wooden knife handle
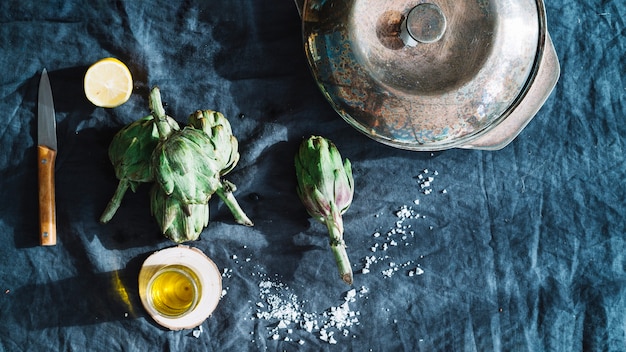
[38,145,57,246]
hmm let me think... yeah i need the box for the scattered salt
[192,325,203,338]
[358,168,446,279]
[219,167,445,345]
[251,275,362,345]
[345,289,356,302]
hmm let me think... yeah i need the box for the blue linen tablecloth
[1,1,625,351]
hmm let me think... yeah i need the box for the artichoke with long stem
[148,87,252,242]
[295,136,354,285]
[99,110,179,223]
[148,88,221,242]
[189,109,253,226]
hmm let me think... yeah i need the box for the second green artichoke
[295,135,355,285]
[100,113,179,223]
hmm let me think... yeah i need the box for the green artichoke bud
[295,136,354,285]
[100,112,180,223]
[188,110,239,176]
[188,109,253,227]
[151,127,222,209]
[150,184,209,243]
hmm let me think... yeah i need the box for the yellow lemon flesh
[84,57,133,108]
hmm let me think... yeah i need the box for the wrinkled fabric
[0,1,625,351]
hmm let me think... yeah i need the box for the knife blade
[38,68,57,246]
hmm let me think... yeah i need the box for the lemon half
[84,57,133,108]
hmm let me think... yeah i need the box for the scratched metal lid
[301,0,559,150]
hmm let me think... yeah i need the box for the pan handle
[461,33,560,150]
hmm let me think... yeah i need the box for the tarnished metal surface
[303,0,548,150]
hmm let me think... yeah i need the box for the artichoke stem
[326,218,353,285]
[100,179,131,223]
[148,86,171,140]
[215,180,253,227]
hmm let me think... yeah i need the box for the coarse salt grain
[192,325,203,338]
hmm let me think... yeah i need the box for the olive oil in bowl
[147,265,201,317]
[138,245,223,330]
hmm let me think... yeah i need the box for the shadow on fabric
[3,251,168,330]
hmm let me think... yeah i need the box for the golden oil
[147,265,201,317]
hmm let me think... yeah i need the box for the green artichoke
[100,112,179,223]
[151,127,222,209]
[148,87,252,242]
[295,136,354,285]
[150,184,209,243]
[148,88,221,242]
[188,109,253,227]
[188,109,239,176]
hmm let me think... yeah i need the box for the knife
[38,69,57,246]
